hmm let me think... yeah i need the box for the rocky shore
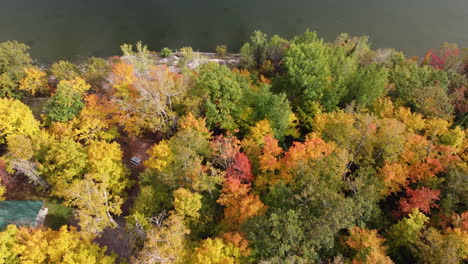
[121,52,241,73]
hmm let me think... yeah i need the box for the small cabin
[0,201,48,229]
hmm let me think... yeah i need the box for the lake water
[1,0,467,63]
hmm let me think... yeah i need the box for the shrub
[120,41,151,74]
[0,41,33,98]
[83,57,111,87]
[50,60,81,82]
[238,31,289,73]
[216,45,228,57]
[178,47,195,67]
[160,47,172,58]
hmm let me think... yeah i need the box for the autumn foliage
[397,187,441,216]
[0,33,467,264]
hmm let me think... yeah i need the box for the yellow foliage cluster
[0,98,39,144]
[173,188,202,220]
[144,140,174,171]
[19,67,48,95]
[345,227,394,264]
[1,225,115,264]
[57,77,91,94]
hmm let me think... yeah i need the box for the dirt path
[94,132,161,261]
[115,132,161,215]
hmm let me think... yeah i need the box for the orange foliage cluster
[398,187,441,216]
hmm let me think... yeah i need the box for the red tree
[226,152,254,184]
[398,187,441,216]
[423,44,463,72]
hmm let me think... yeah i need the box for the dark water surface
[1,0,467,63]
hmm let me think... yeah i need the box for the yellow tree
[65,177,123,235]
[378,162,408,195]
[0,160,6,201]
[241,120,274,171]
[173,188,202,221]
[110,61,136,98]
[39,139,129,235]
[313,111,358,149]
[37,138,88,197]
[222,232,251,260]
[192,238,241,264]
[49,95,120,143]
[0,225,19,264]
[86,140,130,195]
[0,98,39,143]
[132,214,189,264]
[68,95,119,142]
[12,225,115,263]
[178,112,212,137]
[63,140,129,235]
[387,209,429,248]
[143,113,215,191]
[144,140,174,171]
[19,67,48,95]
[0,184,5,202]
[7,134,34,160]
[114,65,188,136]
[58,77,91,94]
[6,134,48,188]
[345,227,394,264]
[394,107,425,133]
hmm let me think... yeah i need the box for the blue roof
[0,201,44,229]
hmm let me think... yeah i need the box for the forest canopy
[0,31,467,264]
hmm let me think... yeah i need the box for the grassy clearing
[43,197,73,230]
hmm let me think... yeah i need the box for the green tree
[246,135,376,262]
[239,31,289,74]
[388,62,449,107]
[83,57,111,88]
[412,228,468,264]
[283,31,357,126]
[133,114,216,224]
[439,163,468,214]
[195,62,247,131]
[0,41,32,98]
[246,84,292,140]
[387,209,429,248]
[345,64,389,107]
[245,209,314,261]
[160,47,172,58]
[46,79,85,123]
[50,60,81,82]
[408,85,454,119]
